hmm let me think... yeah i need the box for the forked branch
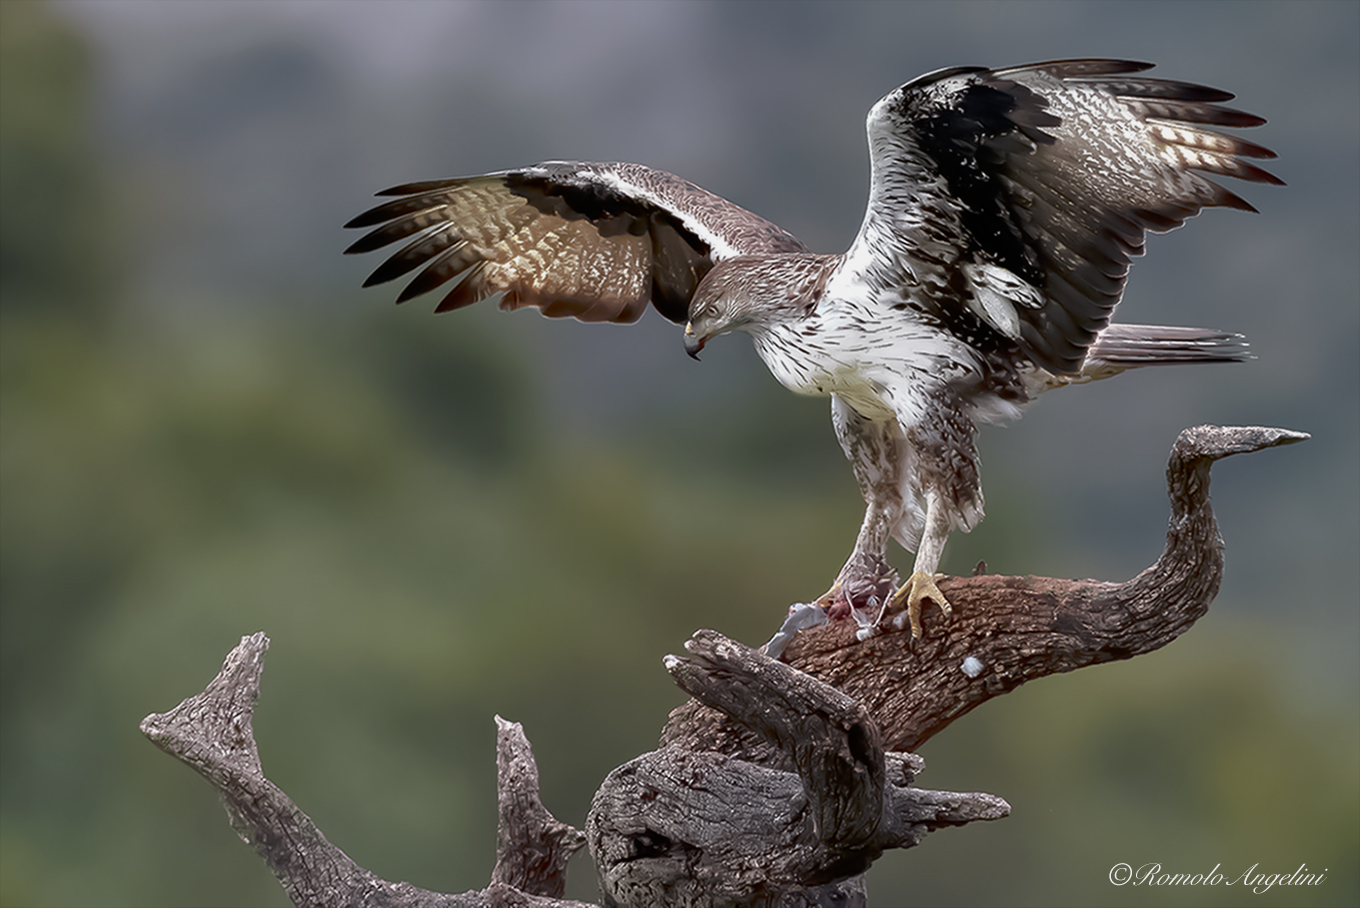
[140,634,592,908]
[141,425,1305,907]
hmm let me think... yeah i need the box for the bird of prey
[345,59,1279,638]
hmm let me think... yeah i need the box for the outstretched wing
[345,161,806,324]
[842,59,1282,373]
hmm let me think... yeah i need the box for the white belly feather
[749,299,981,428]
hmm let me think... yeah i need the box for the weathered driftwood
[140,425,1305,907]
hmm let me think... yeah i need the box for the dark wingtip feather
[376,179,460,197]
[1221,109,1268,129]
[1220,161,1285,187]
[1014,59,1156,78]
[365,252,433,290]
[1155,82,1235,103]
[1216,188,1260,213]
[394,263,456,303]
[1227,136,1278,160]
[1132,101,1268,130]
[1097,59,1155,74]
[432,272,485,313]
[394,278,432,304]
[344,209,385,230]
[344,230,398,255]
[1243,163,1285,186]
[1087,77,1236,104]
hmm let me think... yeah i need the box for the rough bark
[588,631,1008,907]
[662,425,1308,762]
[493,715,589,897]
[140,633,593,908]
[139,424,1305,907]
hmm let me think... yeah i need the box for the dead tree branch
[140,633,593,908]
[588,630,1008,906]
[663,425,1309,761]
[140,424,1305,906]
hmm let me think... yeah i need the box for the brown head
[683,253,836,359]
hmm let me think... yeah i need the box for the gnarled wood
[588,630,1008,906]
[140,424,1305,907]
[663,425,1309,761]
[140,633,594,908]
[492,716,588,897]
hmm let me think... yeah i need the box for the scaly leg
[890,489,953,639]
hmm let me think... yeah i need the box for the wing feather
[843,58,1281,374]
[433,261,488,314]
[396,241,481,304]
[346,162,805,325]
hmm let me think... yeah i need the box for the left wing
[345,161,806,324]
[839,59,1282,374]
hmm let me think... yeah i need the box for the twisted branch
[140,425,1305,907]
[663,425,1309,760]
[140,634,592,908]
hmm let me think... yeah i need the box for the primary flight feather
[346,59,1279,637]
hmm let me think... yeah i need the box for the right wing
[840,59,1281,374]
[344,161,806,324]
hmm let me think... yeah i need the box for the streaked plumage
[346,59,1279,636]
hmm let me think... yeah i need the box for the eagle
[345,59,1279,638]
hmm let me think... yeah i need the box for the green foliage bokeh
[1,3,1356,907]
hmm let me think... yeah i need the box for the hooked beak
[683,322,706,360]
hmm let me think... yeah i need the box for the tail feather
[1087,324,1252,367]
[1029,324,1251,391]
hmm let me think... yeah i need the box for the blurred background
[1,1,1356,905]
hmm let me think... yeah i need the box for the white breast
[749,297,981,427]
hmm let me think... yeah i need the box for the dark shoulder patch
[504,169,650,238]
[912,81,1052,286]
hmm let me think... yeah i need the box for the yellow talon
[891,571,952,639]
